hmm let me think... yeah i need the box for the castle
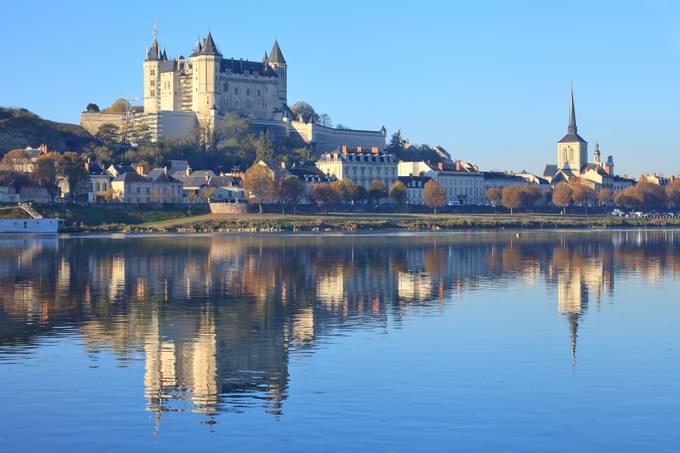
[81,27,385,152]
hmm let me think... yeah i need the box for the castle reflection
[1,231,679,426]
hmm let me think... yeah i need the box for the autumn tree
[279,175,305,213]
[389,181,408,207]
[552,182,573,214]
[501,185,523,214]
[614,188,638,210]
[311,182,340,213]
[634,181,666,210]
[332,178,357,204]
[34,152,62,202]
[570,181,596,213]
[244,164,274,213]
[485,187,502,213]
[353,185,368,205]
[201,187,216,202]
[665,180,680,209]
[423,180,446,214]
[368,180,388,205]
[520,185,542,212]
[85,103,100,112]
[597,188,613,206]
[58,152,88,201]
[104,98,129,113]
[1,149,30,172]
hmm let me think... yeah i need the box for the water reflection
[1,231,679,427]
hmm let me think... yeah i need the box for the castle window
[257,89,261,97]
[150,90,155,97]
[150,70,155,76]
[150,80,155,87]
[223,82,228,91]
[247,88,251,96]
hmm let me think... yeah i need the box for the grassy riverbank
[4,204,680,232]
[128,212,680,233]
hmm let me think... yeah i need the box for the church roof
[558,132,587,144]
[543,164,557,177]
[269,40,286,64]
[558,85,587,143]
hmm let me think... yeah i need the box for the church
[543,88,632,192]
[81,27,386,153]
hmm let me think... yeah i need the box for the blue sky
[2,0,679,175]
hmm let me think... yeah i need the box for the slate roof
[220,58,276,76]
[398,175,432,188]
[269,40,286,64]
[147,169,180,183]
[113,171,148,183]
[543,164,558,177]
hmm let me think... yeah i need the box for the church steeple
[568,84,577,135]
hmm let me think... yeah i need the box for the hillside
[0,107,94,154]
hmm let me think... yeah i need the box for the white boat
[0,203,60,233]
[0,218,60,233]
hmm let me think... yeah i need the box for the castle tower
[268,40,288,107]
[556,85,588,172]
[143,23,162,114]
[191,32,222,140]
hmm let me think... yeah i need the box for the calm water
[0,231,678,452]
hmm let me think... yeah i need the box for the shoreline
[58,213,680,233]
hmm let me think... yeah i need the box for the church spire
[568,84,577,135]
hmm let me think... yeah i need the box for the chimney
[455,161,461,171]
[185,165,191,176]
[280,161,286,170]
[356,146,363,154]
[40,144,47,154]
[371,146,379,154]
[437,162,443,171]
[341,144,348,154]
[163,166,168,175]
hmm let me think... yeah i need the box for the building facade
[316,146,398,189]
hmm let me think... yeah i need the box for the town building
[316,146,398,190]
[110,170,153,203]
[86,161,112,202]
[398,175,432,206]
[398,159,484,206]
[146,168,183,203]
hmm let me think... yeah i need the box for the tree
[570,181,596,213]
[130,122,152,146]
[58,152,88,201]
[520,185,542,212]
[255,130,275,162]
[311,182,340,213]
[597,188,613,206]
[368,180,387,205]
[86,103,100,112]
[201,187,216,202]
[104,98,129,114]
[552,183,573,214]
[290,101,319,123]
[485,187,502,212]
[501,185,523,214]
[423,180,446,214]
[34,152,62,202]
[279,176,305,213]
[94,146,113,164]
[389,129,404,150]
[634,181,666,210]
[389,181,408,207]
[614,188,638,210]
[317,113,333,127]
[353,185,368,205]
[96,123,121,144]
[244,165,274,214]
[666,180,680,209]
[332,178,357,204]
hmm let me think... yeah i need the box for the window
[150,80,155,87]
[257,89,261,97]
[246,88,251,96]
[150,90,155,97]
[150,69,155,76]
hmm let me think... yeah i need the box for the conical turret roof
[269,40,286,64]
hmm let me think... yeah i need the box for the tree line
[0,150,87,201]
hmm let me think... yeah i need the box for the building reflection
[1,231,680,426]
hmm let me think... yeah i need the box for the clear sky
[2,0,679,176]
